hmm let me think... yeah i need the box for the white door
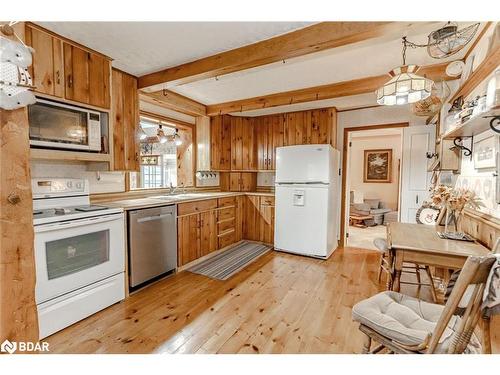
[274,184,331,257]
[400,125,436,223]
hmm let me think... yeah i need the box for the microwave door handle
[35,213,123,233]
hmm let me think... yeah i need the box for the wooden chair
[373,229,438,302]
[353,254,497,354]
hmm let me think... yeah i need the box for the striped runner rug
[187,241,272,280]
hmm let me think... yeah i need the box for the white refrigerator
[274,144,340,259]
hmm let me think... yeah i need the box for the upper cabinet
[26,23,111,110]
[210,115,232,170]
[256,114,284,170]
[25,25,64,98]
[284,108,335,146]
[230,116,257,171]
[207,108,336,172]
[111,69,139,171]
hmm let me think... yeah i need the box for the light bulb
[175,138,182,146]
[140,133,147,140]
[160,136,167,144]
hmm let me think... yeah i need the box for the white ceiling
[170,22,483,107]
[36,22,312,76]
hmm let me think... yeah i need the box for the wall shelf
[30,148,112,163]
[441,107,500,140]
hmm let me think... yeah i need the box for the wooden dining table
[387,222,491,293]
[386,222,494,353]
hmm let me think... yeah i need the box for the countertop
[97,191,274,211]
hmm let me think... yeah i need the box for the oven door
[34,213,125,304]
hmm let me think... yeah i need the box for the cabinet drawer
[260,196,275,206]
[218,196,236,208]
[218,207,235,221]
[218,218,235,234]
[218,230,236,249]
[178,199,217,216]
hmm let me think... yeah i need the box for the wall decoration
[140,155,159,166]
[363,149,392,183]
[473,134,498,169]
[0,33,36,110]
[416,202,443,225]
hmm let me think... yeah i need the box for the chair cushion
[352,291,481,353]
[373,238,389,253]
[370,208,392,215]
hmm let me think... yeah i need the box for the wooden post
[0,22,39,343]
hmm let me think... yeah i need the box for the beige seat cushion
[352,291,481,353]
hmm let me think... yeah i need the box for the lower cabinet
[177,196,245,267]
[243,195,275,244]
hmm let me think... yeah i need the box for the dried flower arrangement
[430,185,483,233]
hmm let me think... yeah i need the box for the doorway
[340,123,408,250]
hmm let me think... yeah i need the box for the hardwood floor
[45,247,499,354]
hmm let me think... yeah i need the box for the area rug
[187,241,272,280]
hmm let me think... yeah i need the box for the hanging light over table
[376,37,434,106]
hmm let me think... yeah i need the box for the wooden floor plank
[44,247,500,354]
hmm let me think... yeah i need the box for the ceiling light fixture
[376,37,434,106]
[157,124,168,144]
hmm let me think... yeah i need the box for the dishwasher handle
[136,212,174,223]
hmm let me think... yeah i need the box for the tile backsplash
[30,160,125,194]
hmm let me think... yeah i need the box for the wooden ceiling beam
[206,62,454,116]
[138,22,430,89]
[139,90,206,117]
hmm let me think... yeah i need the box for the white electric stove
[32,178,125,339]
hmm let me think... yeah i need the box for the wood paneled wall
[462,210,500,250]
[0,23,39,343]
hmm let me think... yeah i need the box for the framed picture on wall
[473,134,498,169]
[363,149,392,183]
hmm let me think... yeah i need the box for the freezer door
[274,184,336,258]
[276,144,334,184]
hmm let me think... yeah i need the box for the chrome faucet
[168,183,178,195]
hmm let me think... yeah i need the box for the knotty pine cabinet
[25,23,111,109]
[210,115,232,170]
[209,108,336,174]
[230,116,258,171]
[219,172,257,192]
[256,114,285,170]
[25,24,64,98]
[177,197,244,267]
[111,69,140,171]
[243,195,275,244]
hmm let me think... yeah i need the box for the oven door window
[29,102,89,146]
[45,230,110,280]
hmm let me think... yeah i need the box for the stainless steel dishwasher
[128,205,177,288]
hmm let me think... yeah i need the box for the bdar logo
[1,339,17,354]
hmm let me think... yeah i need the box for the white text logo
[0,339,49,354]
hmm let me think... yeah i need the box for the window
[129,115,193,190]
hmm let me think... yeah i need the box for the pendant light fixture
[376,37,434,106]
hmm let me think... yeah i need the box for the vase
[444,208,462,234]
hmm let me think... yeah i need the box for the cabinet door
[210,115,231,170]
[231,116,243,170]
[112,69,139,171]
[177,214,200,266]
[240,172,256,192]
[256,116,268,170]
[284,111,306,146]
[259,198,275,244]
[243,195,260,241]
[25,25,64,97]
[199,210,217,257]
[242,117,257,170]
[271,115,285,170]
[229,172,241,191]
[88,53,111,108]
[64,43,90,104]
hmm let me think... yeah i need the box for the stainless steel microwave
[29,98,101,152]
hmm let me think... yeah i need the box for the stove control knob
[67,181,73,188]
[76,182,82,189]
